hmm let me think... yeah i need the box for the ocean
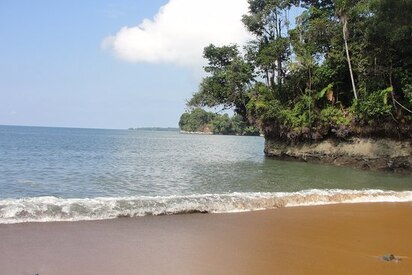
[0,125,411,223]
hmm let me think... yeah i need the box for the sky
[0,0,252,129]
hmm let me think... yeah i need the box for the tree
[179,109,259,135]
[242,0,294,94]
[188,44,254,120]
[334,0,361,100]
[184,0,412,142]
[179,108,215,132]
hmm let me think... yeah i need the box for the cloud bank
[102,0,251,68]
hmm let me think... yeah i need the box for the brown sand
[0,202,411,275]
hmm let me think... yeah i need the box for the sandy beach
[1,202,411,275]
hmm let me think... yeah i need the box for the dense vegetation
[186,0,412,142]
[179,108,260,135]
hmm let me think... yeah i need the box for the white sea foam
[1,189,412,224]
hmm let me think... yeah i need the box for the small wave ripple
[1,189,412,224]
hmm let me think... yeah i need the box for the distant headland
[179,0,412,173]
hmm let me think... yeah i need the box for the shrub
[319,106,351,127]
[352,87,393,124]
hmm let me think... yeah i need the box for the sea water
[0,125,411,223]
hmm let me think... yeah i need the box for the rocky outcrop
[265,138,412,173]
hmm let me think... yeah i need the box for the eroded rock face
[264,138,412,173]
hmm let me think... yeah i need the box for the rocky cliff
[265,138,412,173]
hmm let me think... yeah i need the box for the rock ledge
[265,138,412,173]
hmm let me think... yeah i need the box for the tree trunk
[277,13,282,87]
[270,68,275,88]
[277,59,282,85]
[342,17,358,100]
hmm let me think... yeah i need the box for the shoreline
[2,189,412,224]
[1,202,411,275]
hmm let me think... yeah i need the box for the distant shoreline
[128,127,179,131]
[180,130,263,137]
[179,130,213,135]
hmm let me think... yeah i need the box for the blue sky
[0,0,291,129]
[0,0,218,129]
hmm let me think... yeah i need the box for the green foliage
[352,87,394,123]
[317,83,334,99]
[188,44,254,119]
[179,109,260,136]
[184,0,412,141]
[313,66,337,90]
[279,93,315,128]
[404,85,412,106]
[247,84,317,135]
[254,38,290,73]
[203,44,239,72]
[179,108,215,132]
[211,114,233,135]
[246,83,282,122]
[319,106,351,126]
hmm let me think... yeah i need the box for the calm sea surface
[0,125,411,223]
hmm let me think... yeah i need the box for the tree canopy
[179,108,260,136]
[186,0,412,142]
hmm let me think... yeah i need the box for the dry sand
[1,202,411,275]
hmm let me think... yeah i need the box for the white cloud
[102,0,251,69]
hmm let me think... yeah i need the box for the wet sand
[1,202,411,275]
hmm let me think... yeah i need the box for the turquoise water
[0,125,411,223]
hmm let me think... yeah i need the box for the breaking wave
[1,189,412,224]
